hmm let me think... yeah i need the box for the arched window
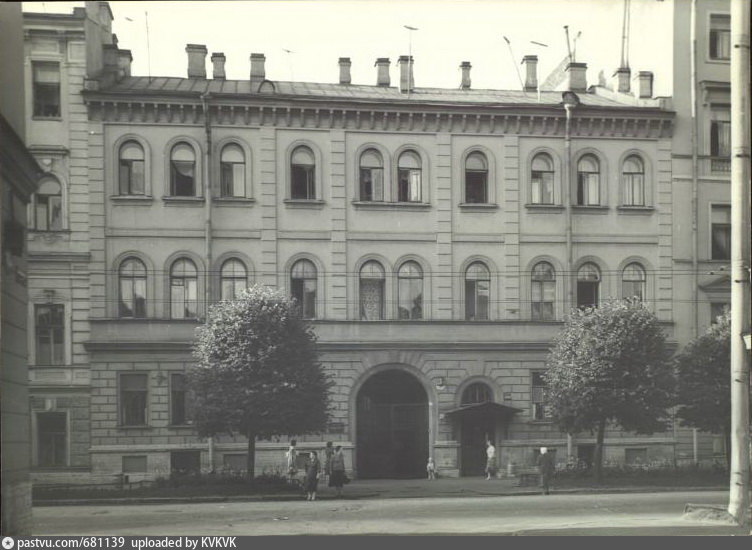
[118,141,145,195]
[531,262,555,320]
[622,262,646,301]
[397,261,423,319]
[531,153,554,205]
[291,259,317,318]
[622,155,645,206]
[220,144,246,198]
[577,263,601,308]
[461,382,492,405]
[170,143,196,197]
[576,155,600,206]
[465,152,488,203]
[118,258,146,318]
[397,151,422,202]
[359,149,384,202]
[291,146,315,199]
[220,259,247,300]
[465,262,490,320]
[170,258,198,319]
[359,261,385,320]
[34,176,63,231]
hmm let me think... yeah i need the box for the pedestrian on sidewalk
[537,447,555,495]
[304,450,321,501]
[485,439,497,480]
[285,439,298,483]
[426,457,437,480]
[323,441,334,483]
[328,445,348,497]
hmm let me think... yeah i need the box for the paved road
[33,491,748,536]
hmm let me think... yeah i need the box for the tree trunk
[593,419,606,483]
[723,425,731,474]
[247,429,256,480]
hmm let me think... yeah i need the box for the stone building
[22,1,730,485]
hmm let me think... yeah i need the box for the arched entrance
[356,369,428,479]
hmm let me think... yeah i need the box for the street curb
[32,486,727,507]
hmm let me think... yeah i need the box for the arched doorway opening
[356,369,428,479]
[459,382,495,476]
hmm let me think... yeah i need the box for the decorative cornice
[84,97,674,139]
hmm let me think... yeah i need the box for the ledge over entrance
[444,401,523,420]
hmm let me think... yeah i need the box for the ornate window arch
[118,141,145,195]
[169,258,199,319]
[290,145,316,200]
[464,152,488,204]
[397,150,423,203]
[220,258,248,300]
[622,262,646,301]
[576,262,601,308]
[170,142,198,197]
[531,152,555,205]
[576,154,601,206]
[622,155,645,206]
[359,148,384,202]
[219,143,246,198]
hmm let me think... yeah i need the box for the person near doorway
[485,439,497,480]
[304,450,321,501]
[537,446,555,495]
[328,445,348,497]
[426,456,437,480]
[286,439,298,482]
[323,441,334,482]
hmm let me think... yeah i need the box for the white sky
[24,0,674,95]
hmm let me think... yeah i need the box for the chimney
[339,57,351,85]
[615,67,631,93]
[566,62,587,92]
[211,52,226,80]
[117,49,132,78]
[103,44,119,73]
[250,53,266,85]
[460,61,472,90]
[375,57,390,86]
[398,55,414,93]
[637,71,654,98]
[522,55,538,92]
[186,44,207,78]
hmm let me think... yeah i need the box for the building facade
[22,1,731,485]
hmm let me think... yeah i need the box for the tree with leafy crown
[543,299,674,481]
[674,310,736,470]
[189,284,331,479]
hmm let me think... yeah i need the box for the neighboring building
[671,0,732,464]
[1,2,43,534]
[24,1,730,485]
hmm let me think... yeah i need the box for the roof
[99,76,659,110]
[444,401,523,419]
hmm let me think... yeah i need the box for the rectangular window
[531,371,549,421]
[291,165,315,199]
[35,194,63,232]
[120,373,148,426]
[220,162,245,197]
[711,205,731,260]
[291,278,316,318]
[360,167,384,201]
[119,160,145,195]
[398,279,422,319]
[710,107,731,173]
[122,456,147,473]
[360,279,384,320]
[709,14,731,60]
[398,169,421,202]
[532,281,555,320]
[170,373,190,425]
[577,173,599,205]
[35,304,64,365]
[623,173,645,206]
[531,172,554,205]
[170,161,196,196]
[171,450,201,474]
[624,447,647,465]
[37,412,67,467]
[465,280,489,320]
[33,62,61,117]
[465,172,487,203]
[170,279,198,319]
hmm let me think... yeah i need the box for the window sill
[111,195,154,205]
[530,420,554,425]
[213,197,256,206]
[284,199,326,209]
[572,205,609,214]
[167,424,196,429]
[524,204,564,212]
[162,196,205,206]
[617,205,655,214]
[458,203,499,211]
[28,229,70,234]
[116,425,154,430]
[352,201,431,211]
[32,116,62,121]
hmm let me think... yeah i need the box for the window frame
[169,373,191,426]
[118,141,146,196]
[169,258,199,319]
[708,13,731,61]
[531,371,550,422]
[119,372,148,427]
[397,260,424,320]
[32,61,61,118]
[219,143,247,198]
[576,262,601,309]
[36,411,68,468]
[396,150,423,203]
[290,259,318,319]
[531,261,556,321]
[461,382,493,406]
[530,153,556,205]
[359,149,385,202]
[290,145,316,200]
[219,258,248,301]
[464,262,490,321]
[464,152,489,204]
[34,303,65,366]
[169,142,198,197]
[118,258,147,318]
[621,155,645,207]
[710,204,731,260]
[359,260,386,320]
[33,176,64,232]
[576,154,601,206]
[621,262,646,301]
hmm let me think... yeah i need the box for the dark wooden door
[460,416,496,476]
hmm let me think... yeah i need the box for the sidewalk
[33,476,728,506]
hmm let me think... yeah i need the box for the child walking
[426,457,437,480]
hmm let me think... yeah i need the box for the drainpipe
[690,0,699,341]
[562,94,578,308]
[201,92,214,472]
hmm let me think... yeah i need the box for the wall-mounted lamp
[435,377,446,391]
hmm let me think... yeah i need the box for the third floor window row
[114,141,650,208]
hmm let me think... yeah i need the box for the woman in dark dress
[304,450,320,501]
[328,445,347,497]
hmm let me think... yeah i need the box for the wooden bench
[515,467,540,487]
